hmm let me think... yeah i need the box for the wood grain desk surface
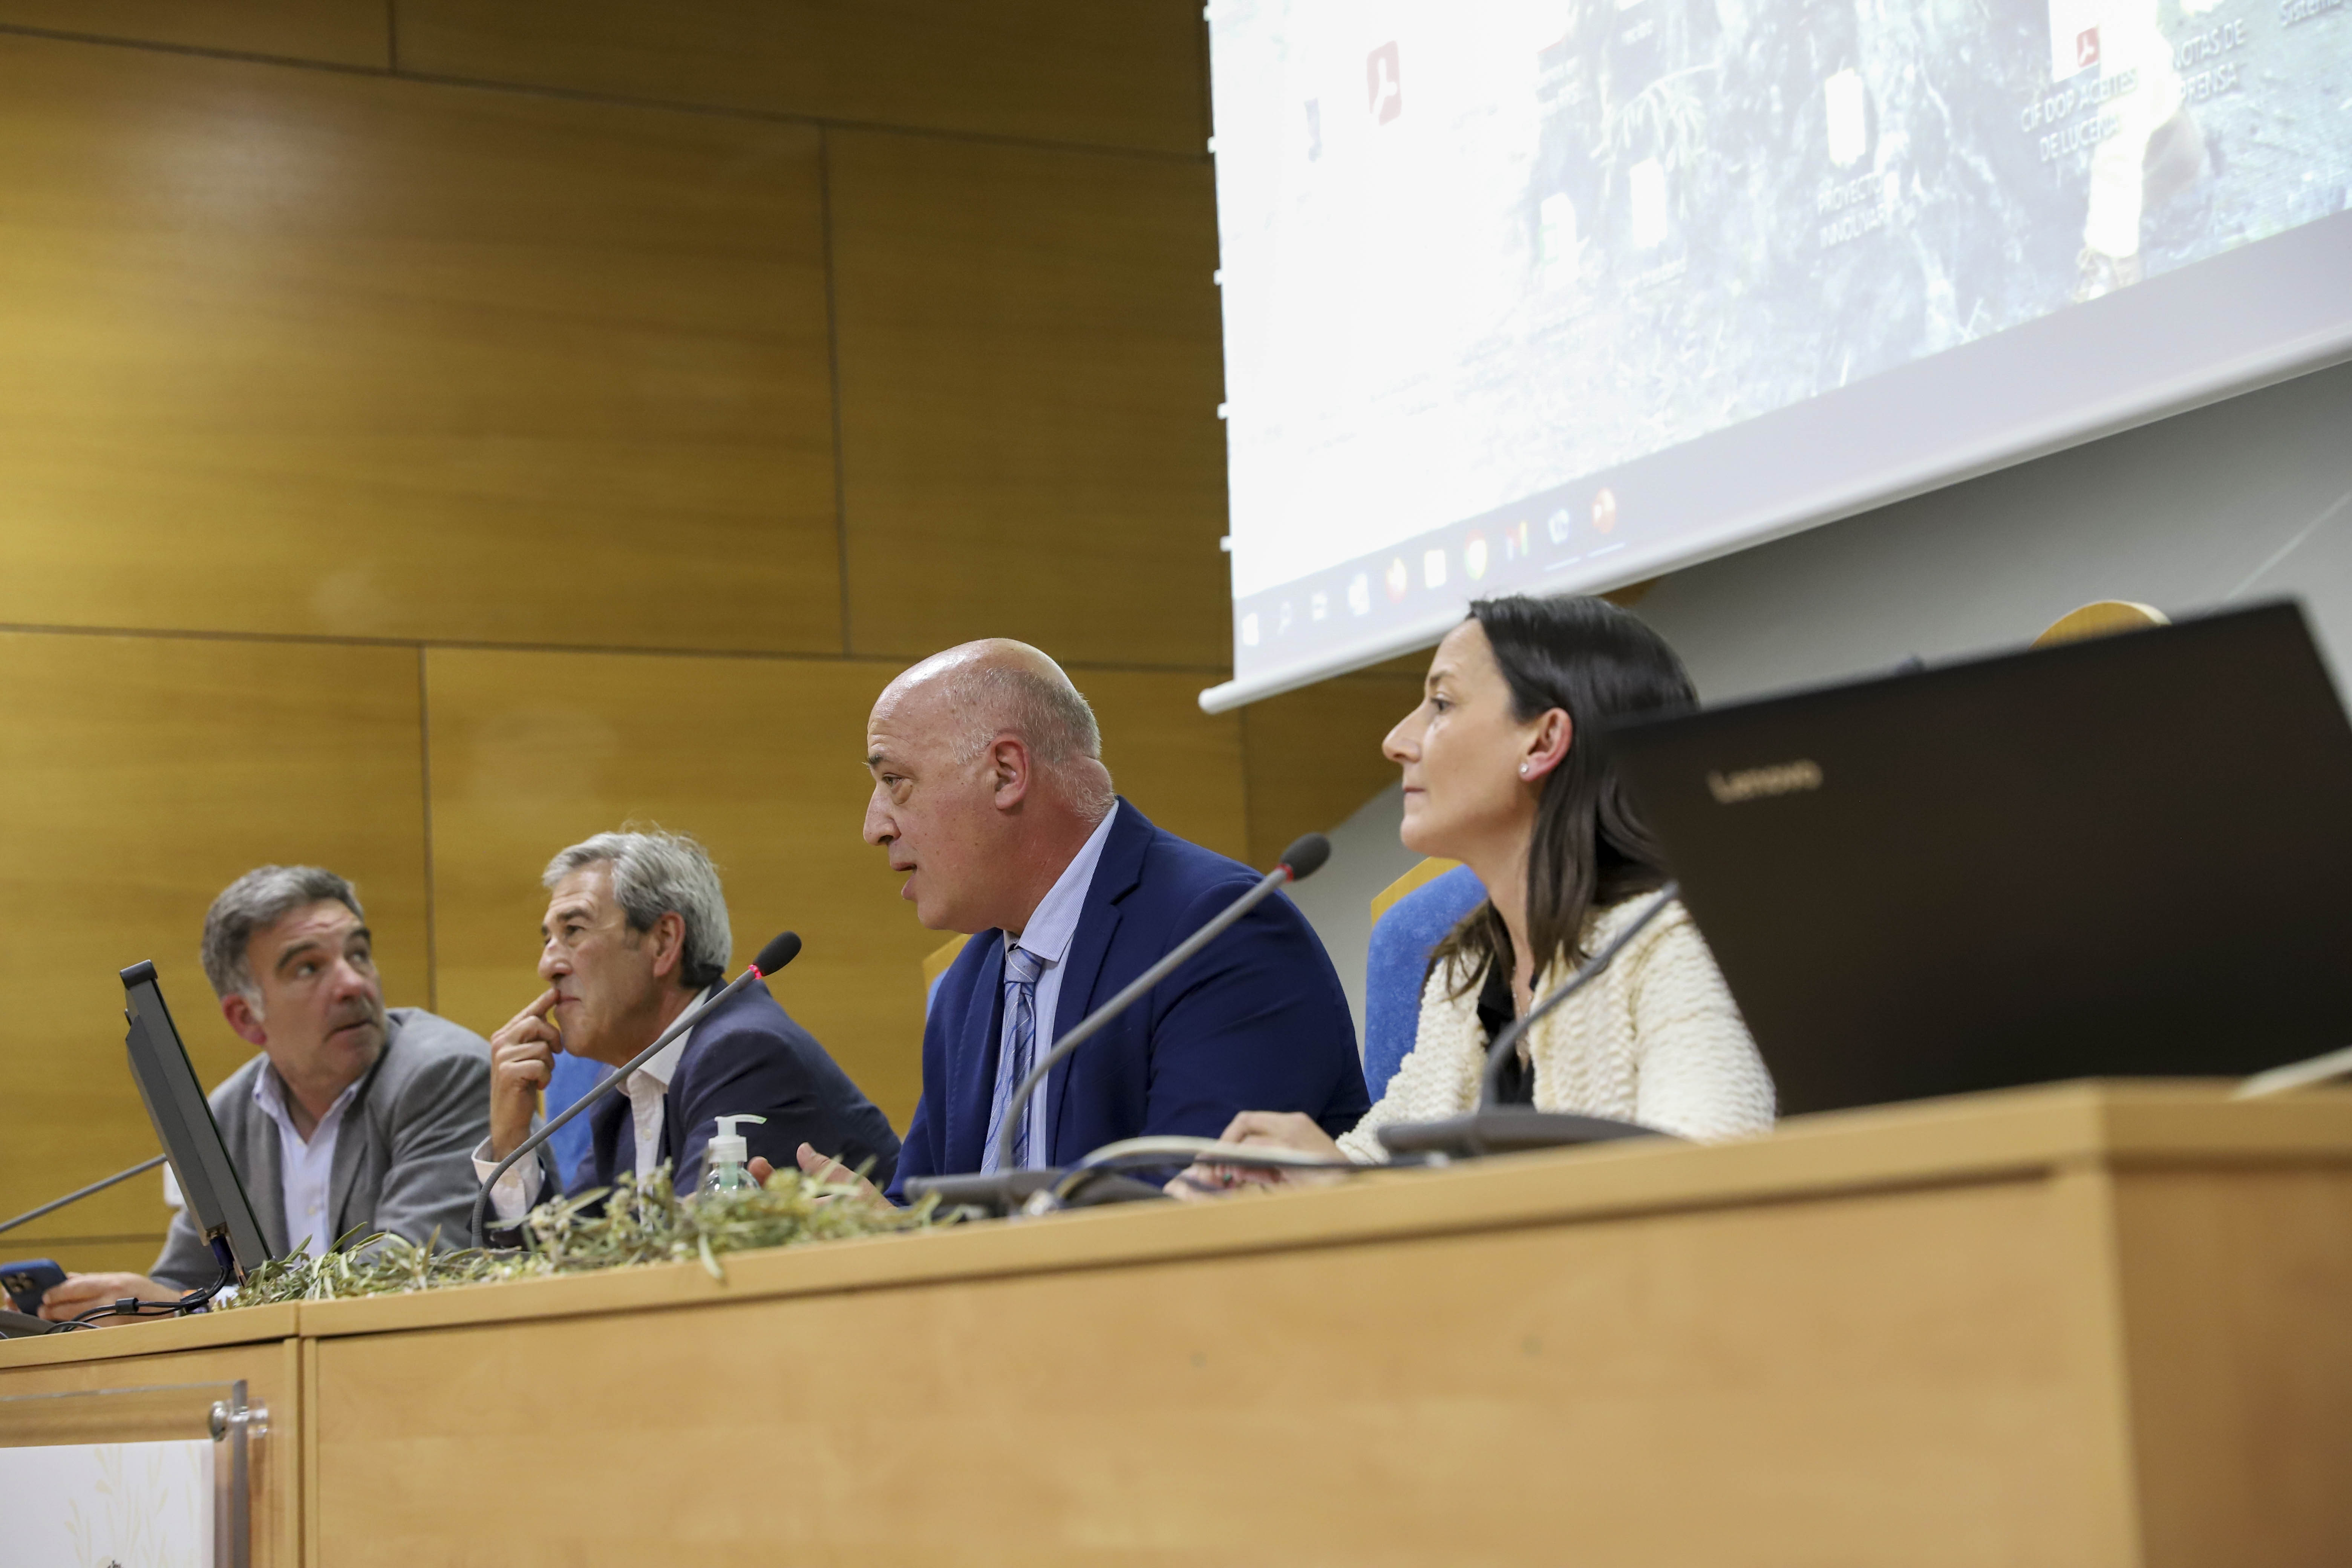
[0,1298,299,1369]
[8,1079,2347,1567]
[13,1077,2331,1358]
[283,1078,2352,1337]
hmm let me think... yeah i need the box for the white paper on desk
[0,1438,213,1565]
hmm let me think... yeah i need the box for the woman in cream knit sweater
[1187,594,1773,1187]
[1338,891,1772,1155]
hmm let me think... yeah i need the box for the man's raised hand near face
[487,988,561,1161]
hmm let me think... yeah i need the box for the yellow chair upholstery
[921,933,970,1004]
[1370,857,1462,927]
[2033,600,2169,647]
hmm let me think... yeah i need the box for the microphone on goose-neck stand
[469,930,803,1247]
[905,833,1334,1219]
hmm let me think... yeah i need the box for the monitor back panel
[1608,602,2352,1116]
[123,964,271,1273]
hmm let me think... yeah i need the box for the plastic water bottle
[700,1114,769,1196]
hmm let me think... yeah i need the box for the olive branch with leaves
[224,1162,950,1307]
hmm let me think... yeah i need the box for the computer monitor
[1605,600,2352,1118]
[121,960,271,1276]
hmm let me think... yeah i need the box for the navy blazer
[571,977,900,1199]
[889,800,1366,1197]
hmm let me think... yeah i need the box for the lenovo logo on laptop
[1706,760,1824,804]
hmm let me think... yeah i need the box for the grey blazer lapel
[223,1061,290,1258]
[326,1033,395,1249]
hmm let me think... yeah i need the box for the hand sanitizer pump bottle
[700,1114,769,1196]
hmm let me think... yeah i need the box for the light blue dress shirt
[986,802,1121,1170]
[251,1066,362,1258]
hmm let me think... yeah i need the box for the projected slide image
[1210,0,2352,686]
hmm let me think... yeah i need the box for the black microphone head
[1277,833,1331,882]
[753,931,802,976]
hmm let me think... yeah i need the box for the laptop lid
[1605,600,2352,1117]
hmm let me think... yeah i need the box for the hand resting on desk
[1167,1110,1354,1202]
[38,1270,178,1325]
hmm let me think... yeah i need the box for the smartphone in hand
[1,1259,66,1315]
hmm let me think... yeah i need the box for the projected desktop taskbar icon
[1367,43,1402,126]
[1231,477,1640,663]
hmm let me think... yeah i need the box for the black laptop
[1604,600,2352,1117]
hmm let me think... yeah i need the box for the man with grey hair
[37,867,492,1322]
[476,828,897,1222]
[815,639,1363,1200]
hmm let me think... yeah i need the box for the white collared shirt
[473,987,710,1223]
[992,803,1119,1168]
[251,1067,363,1259]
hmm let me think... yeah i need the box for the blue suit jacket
[889,800,1366,1197]
[572,977,900,1198]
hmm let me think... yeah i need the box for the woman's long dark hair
[1426,594,1697,996]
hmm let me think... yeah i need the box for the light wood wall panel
[394,0,1210,156]
[1078,669,1247,863]
[830,129,1230,667]
[1243,672,1426,869]
[424,648,937,1122]
[0,33,839,653]
[9,1239,177,1276]
[423,649,1251,1127]
[0,19,1399,1264]
[0,0,388,67]
[0,633,430,1259]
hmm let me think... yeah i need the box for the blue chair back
[1362,864,1485,1100]
[541,1052,603,1189]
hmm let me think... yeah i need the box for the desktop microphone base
[0,1308,58,1338]
[905,1168,1169,1219]
[1375,1109,1666,1160]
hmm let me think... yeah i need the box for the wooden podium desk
[8,1082,2349,1566]
[0,1302,302,1565]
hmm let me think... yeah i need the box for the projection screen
[1198,0,2352,710]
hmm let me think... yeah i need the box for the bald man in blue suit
[788,639,1365,1197]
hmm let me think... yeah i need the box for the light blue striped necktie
[985,944,1045,1172]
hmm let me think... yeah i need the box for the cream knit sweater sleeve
[1335,955,1487,1163]
[1335,898,1774,1162]
[1620,911,1777,1141]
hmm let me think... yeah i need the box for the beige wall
[0,3,1418,1273]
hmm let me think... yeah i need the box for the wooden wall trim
[0,619,1231,676]
[0,15,1218,164]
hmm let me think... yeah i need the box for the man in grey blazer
[37,866,492,1320]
